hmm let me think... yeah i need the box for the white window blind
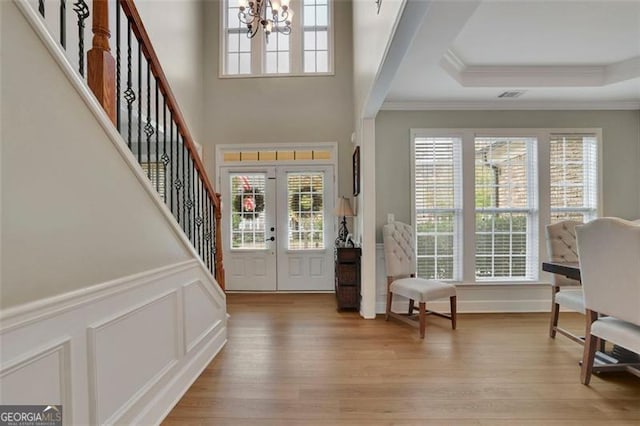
[413,137,462,280]
[475,137,538,281]
[550,134,598,223]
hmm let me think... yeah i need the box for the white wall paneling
[0,339,72,423]
[0,260,227,426]
[182,280,224,354]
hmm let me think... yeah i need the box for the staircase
[31,0,225,289]
[0,1,227,423]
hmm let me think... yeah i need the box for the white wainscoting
[0,260,226,426]
[375,244,553,314]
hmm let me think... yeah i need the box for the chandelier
[238,0,292,41]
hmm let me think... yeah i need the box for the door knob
[268,236,275,241]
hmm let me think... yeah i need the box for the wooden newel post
[87,0,116,124]
[215,193,226,290]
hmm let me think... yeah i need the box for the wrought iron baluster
[186,148,192,239]
[144,63,153,180]
[73,0,90,76]
[137,43,142,165]
[198,179,203,259]
[175,129,182,225]
[60,0,66,48]
[162,101,169,203]
[39,0,44,17]
[124,22,135,149]
[205,194,211,270]
[155,79,160,194]
[214,203,216,277]
[170,112,175,214]
[191,158,196,243]
[182,136,186,233]
[115,0,120,130]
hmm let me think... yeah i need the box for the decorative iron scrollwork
[73,0,90,76]
[144,122,154,137]
[161,153,170,166]
[174,179,183,190]
[186,199,194,210]
[196,216,203,227]
[124,87,136,104]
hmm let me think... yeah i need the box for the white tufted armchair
[576,218,640,384]
[382,221,457,339]
[545,220,585,344]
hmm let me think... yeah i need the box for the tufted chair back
[577,217,640,324]
[383,221,416,278]
[545,220,582,287]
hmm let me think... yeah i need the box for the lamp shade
[334,197,354,217]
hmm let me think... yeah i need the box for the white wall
[375,109,640,242]
[201,0,355,198]
[1,0,194,309]
[352,0,405,121]
[133,0,206,144]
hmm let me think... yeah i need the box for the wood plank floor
[163,293,640,425]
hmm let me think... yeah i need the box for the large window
[413,137,462,280]
[411,129,600,284]
[550,134,598,223]
[475,137,537,281]
[222,0,333,76]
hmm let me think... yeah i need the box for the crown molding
[440,49,640,87]
[380,100,640,111]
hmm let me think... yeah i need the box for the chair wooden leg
[408,299,415,315]
[581,309,599,385]
[419,302,426,339]
[450,296,457,330]
[549,287,560,338]
[385,291,393,321]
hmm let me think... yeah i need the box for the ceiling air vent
[498,90,526,98]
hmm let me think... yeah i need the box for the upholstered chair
[576,218,640,384]
[545,220,585,343]
[382,221,457,339]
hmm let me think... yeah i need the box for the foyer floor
[163,293,640,425]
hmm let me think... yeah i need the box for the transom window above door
[221,0,334,76]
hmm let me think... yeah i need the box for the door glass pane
[230,174,266,249]
[287,172,324,250]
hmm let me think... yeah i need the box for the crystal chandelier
[238,0,292,41]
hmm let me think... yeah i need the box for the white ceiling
[384,0,640,109]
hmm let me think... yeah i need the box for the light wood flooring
[163,293,640,425]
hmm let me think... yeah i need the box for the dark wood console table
[334,247,361,310]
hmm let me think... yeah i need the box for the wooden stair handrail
[88,0,224,289]
[117,0,220,211]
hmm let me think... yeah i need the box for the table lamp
[334,196,354,246]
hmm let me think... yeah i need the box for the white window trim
[219,0,335,78]
[410,128,603,286]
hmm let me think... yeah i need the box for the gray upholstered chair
[576,218,640,384]
[382,221,457,339]
[545,220,585,344]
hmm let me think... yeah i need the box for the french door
[221,165,335,291]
